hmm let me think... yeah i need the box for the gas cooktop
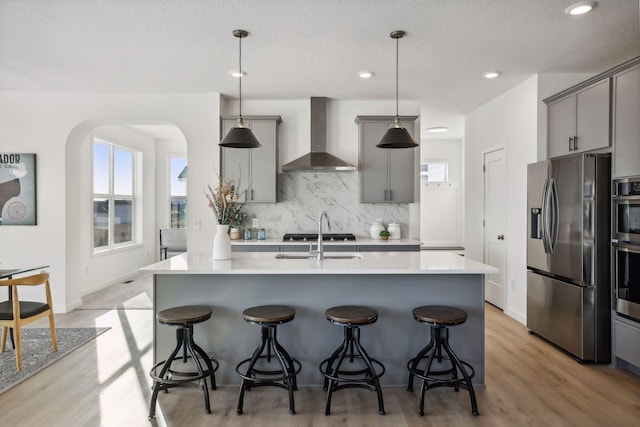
[282,233,356,242]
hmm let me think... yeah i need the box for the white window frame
[92,138,140,252]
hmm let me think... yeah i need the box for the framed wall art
[0,153,37,225]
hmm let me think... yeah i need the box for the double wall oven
[613,177,640,321]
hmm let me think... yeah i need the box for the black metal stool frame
[319,323,386,416]
[149,323,219,419]
[407,325,479,416]
[236,320,301,415]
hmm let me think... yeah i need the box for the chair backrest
[0,272,53,314]
[160,228,187,251]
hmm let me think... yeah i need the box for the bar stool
[235,305,301,415]
[319,305,385,415]
[406,305,478,416]
[149,305,219,419]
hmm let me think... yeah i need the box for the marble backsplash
[238,171,411,239]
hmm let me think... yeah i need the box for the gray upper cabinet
[221,115,281,203]
[356,115,418,203]
[613,63,640,178]
[547,79,610,158]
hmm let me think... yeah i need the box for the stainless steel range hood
[281,97,356,171]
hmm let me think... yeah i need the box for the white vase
[213,224,232,260]
[370,218,384,240]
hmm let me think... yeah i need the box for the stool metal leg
[269,326,296,414]
[189,333,217,390]
[407,328,436,392]
[325,329,351,416]
[440,333,479,416]
[184,326,211,415]
[352,328,385,415]
[237,326,269,415]
[149,328,184,419]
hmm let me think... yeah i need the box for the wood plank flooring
[1,284,639,426]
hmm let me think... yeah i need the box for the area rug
[0,327,110,395]
[79,273,153,310]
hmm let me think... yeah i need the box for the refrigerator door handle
[549,178,560,254]
[541,178,551,254]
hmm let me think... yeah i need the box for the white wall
[420,138,463,247]
[0,92,220,312]
[465,76,538,323]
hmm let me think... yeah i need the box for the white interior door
[483,148,506,309]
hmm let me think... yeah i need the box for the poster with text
[0,153,37,225]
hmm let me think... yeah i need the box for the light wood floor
[1,285,639,427]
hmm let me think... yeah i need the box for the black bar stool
[407,305,479,416]
[236,305,301,415]
[319,305,385,415]
[149,305,219,419]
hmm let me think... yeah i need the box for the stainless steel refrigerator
[526,153,611,362]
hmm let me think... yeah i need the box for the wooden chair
[0,272,58,371]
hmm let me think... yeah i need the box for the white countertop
[231,238,420,246]
[140,250,498,275]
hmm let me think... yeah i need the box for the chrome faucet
[317,211,331,260]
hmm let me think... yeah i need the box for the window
[170,157,187,229]
[93,139,139,250]
[420,161,449,183]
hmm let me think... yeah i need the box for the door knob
[497,235,504,240]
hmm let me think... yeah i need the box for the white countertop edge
[140,251,498,275]
[231,238,420,246]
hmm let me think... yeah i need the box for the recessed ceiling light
[359,71,374,79]
[229,71,246,78]
[427,127,449,133]
[565,1,597,15]
[482,71,501,79]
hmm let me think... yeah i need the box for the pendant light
[219,29,261,148]
[376,30,418,149]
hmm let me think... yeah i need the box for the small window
[170,157,187,229]
[421,162,448,182]
[93,139,139,251]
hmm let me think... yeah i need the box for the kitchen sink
[275,253,363,260]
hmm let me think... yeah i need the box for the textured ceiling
[1,0,639,136]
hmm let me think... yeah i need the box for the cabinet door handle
[569,136,574,151]
[573,136,578,151]
[384,189,388,201]
[244,190,248,201]
[389,190,393,201]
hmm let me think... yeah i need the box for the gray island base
[142,251,498,387]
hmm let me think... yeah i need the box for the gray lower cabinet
[613,312,640,371]
[547,78,610,158]
[358,244,420,252]
[232,245,280,252]
[613,62,640,178]
[221,115,281,203]
[356,116,418,203]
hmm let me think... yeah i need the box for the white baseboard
[81,271,139,297]
[503,307,526,325]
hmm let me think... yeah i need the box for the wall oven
[613,242,640,322]
[613,177,640,244]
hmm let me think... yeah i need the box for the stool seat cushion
[242,305,295,323]
[412,305,467,325]
[326,305,378,325]
[157,305,212,325]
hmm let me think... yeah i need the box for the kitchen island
[140,251,498,387]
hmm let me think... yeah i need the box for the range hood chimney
[281,97,356,171]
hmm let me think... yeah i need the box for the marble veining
[238,172,410,239]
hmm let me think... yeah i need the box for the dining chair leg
[49,314,58,352]
[14,326,22,371]
[1,326,7,352]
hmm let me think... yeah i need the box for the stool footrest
[235,356,302,383]
[319,357,386,384]
[150,354,219,386]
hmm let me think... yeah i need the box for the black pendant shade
[376,30,418,149]
[219,29,261,149]
[219,117,261,148]
[377,118,418,148]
